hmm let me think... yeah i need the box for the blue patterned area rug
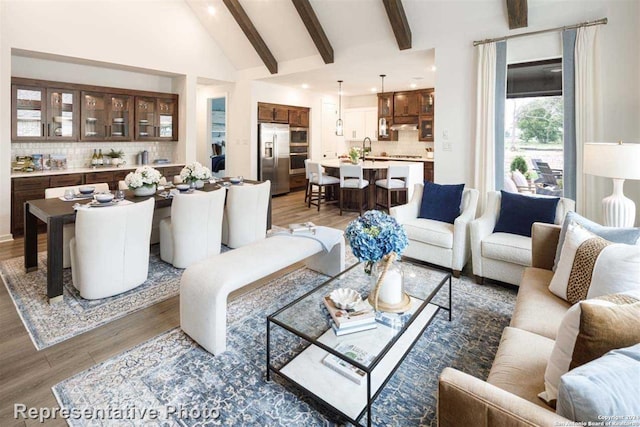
[0,246,188,350]
[53,263,516,426]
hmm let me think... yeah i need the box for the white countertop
[11,163,185,178]
[320,159,425,169]
[364,156,434,162]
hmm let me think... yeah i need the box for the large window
[504,58,564,196]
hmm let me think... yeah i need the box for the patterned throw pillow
[539,290,640,406]
[549,222,640,303]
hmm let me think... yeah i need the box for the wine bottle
[97,149,104,166]
[91,149,98,166]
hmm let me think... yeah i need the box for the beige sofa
[438,223,575,426]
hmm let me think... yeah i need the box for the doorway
[209,97,226,178]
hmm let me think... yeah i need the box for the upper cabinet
[418,89,435,142]
[12,85,78,141]
[377,93,394,141]
[393,91,420,118]
[377,87,435,142]
[11,78,178,142]
[344,107,378,141]
[289,108,309,127]
[419,90,435,116]
[81,92,134,141]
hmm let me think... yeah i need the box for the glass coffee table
[266,260,452,427]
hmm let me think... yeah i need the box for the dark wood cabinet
[11,177,51,236]
[12,84,79,141]
[419,90,435,116]
[258,104,290,123]
[289,109,309,127]
[273,106,289,123]
[289,173,306,190]
[81,92,134,141]
[419,117,434,142]
[393,92,419,118]
[258,105,275,122]
[12,78,178,143]
[423,162,434,182]
[418,89,435,142]
[135,97,177,141]
[50,173,83,187]
[377,93,394,142]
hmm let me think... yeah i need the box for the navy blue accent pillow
[493,190,559,237]
[418,181,465,224]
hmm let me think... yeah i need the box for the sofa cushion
[557,344,640,423]
[487,327,555,410]
[481,232,531,266]
[418,181,464,224]
[553,211,640,271]
[403,218,454,249]
[540,290,640,405]
[494,191,560,237]
[510,267,571,340]
[549,222,640,303]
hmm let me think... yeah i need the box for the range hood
[390,122,418,131]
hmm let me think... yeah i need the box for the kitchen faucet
[362,137,372,160]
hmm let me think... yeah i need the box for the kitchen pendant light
[378,75,388,137]
[335,80,344,136]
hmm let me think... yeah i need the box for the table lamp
[583,142,640,227]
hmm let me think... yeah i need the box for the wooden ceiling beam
[506,0,528,29]
[291,0,334,64]
[222,0,278,74]
[382,0,412,50]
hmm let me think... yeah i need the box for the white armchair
[470,191,575,286]
[391,183,479,277]
[45,183,110,268]
[222,180,271,249]
[70,197,155,299]
[160,189,226,268]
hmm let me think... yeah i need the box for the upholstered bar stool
[339,163,369,216]
[45,183,110,268]
[375,164,409,212]
[308,161,340,211]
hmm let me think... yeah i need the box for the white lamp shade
[583,142,640,180]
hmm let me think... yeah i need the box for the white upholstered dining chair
[159,189,226,268]
[45,183,110,268]
[70,197,155,299]
[222,180,271,248]
[118,180,170,244]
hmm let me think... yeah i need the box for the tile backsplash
[348,130,434,157]
[11,141,176,169]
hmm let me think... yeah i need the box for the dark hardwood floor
[0,190,358,426]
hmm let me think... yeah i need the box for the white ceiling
[186,0,437,95]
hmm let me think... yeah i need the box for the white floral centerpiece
[180,162,212,189]
[124,166,162,196]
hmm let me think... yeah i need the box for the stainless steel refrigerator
[258,123,290,195]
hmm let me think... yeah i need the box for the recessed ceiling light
[207,5,216,15]
[410,83,417,89]
[431,65,437,72]
[371,87,377,92]
[301,83,309,89]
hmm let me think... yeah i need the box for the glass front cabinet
[81,92,133,141]
[135,97,177,141]
[12,85,78,141]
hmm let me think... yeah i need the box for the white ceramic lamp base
[603,179,636,227]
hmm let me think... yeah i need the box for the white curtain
[474,42,497,210]
[575,25,602,217]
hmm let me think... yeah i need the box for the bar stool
[340,163,369,216]
[375,164,409,212]
[308,161,340,211]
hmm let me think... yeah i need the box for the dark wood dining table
[24,179,270,303]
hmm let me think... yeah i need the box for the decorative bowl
[229,177,242,184]
[79,186,95,195]
[94,193,114,203]
[329,288,362,310]
[176,184,190,192]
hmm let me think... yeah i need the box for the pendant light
[378,75,388,137]
[335,80,344,136]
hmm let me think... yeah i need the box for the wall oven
[290,144,308,174]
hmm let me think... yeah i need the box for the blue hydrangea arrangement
[345,210,408,274]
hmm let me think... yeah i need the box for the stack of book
[322,295,377,336]
[289,221,317,234]
[322,342,374,385]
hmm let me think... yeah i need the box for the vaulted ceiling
[186,0,438,95]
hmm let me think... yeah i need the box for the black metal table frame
[266,262,452,427]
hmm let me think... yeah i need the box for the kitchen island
[320,159,424,209]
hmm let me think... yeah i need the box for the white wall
[0,0,237,238]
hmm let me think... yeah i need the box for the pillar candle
[378,270,403,305]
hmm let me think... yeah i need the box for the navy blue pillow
[418,181,465,224]
[493,190,559,237]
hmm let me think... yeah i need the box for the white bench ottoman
[180,233,345,355]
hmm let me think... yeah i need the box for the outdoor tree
[516,97,563,144]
